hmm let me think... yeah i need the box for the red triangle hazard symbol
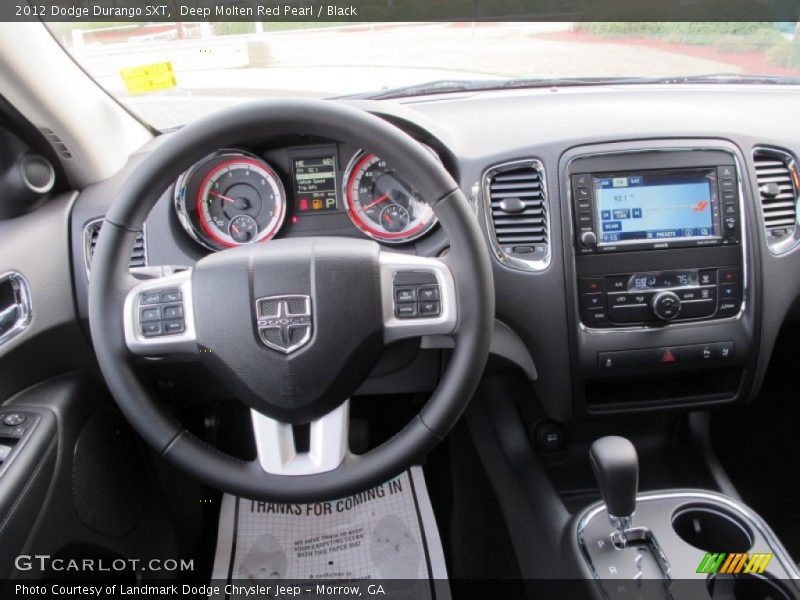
[662,349,675,363]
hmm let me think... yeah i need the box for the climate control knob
[651,291,681,321]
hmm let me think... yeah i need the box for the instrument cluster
[174,144,440,252]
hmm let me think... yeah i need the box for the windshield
[47,21,800,130]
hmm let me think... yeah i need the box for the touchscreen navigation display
[593,169,718,245]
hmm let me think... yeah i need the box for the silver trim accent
[481,158,551,272]
[342,148,440,245]
[123,269,197,355]
[0,272,32,347]
[83,217,148,280]
[379,251,458,344]
[577,490,800,591]
[753,146,800,255]
[254,294,313,354]
[251,401,349,476]
[566,146,749,333]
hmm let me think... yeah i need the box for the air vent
[754,147,799,251]
[84,219,147,276]
[38,127,74,162]
[483,159,549,270]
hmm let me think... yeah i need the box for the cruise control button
[163,319,185,334]
[163,305,183,319]
[10,426,26,437]
[2,414,25,427]
[141,321,162,337]
[160,290,182,303]
[140,307,161,322]
[395,303,418,319]
[140,292,162,306]
[419,301,440,316]
[394,287,416,303]
[418,287,440,301]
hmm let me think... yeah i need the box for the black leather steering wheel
[88,99,494,502]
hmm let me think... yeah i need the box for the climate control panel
[579,267,742,328]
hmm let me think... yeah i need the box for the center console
[562,142,758,413]
[577,437,799,600]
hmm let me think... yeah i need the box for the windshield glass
[47,21,800,130]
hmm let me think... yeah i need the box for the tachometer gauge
[344,151,437,243]
[174,151,287,251]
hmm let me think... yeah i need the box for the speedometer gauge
[174,151,287,251]
[344,151,437,243]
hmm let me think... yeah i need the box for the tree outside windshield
[47,21,800,130]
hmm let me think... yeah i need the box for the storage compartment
[672,504,753,553]
[708,574,794,600]
[585,367,743,411]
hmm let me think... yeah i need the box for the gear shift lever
[590,436,639,543]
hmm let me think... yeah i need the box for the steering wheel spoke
[252,401,350,476]
[380,251,458,344]
[123,269,198,356]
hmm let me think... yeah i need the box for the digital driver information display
[293,156,338,213]
[594,169,716,245]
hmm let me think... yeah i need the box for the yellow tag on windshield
[120,62,176,95]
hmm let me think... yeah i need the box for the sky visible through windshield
[48,21,800,130]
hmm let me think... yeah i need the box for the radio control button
[574,174,591,187]
[575,187,591,200]
[652,291,681,320]
[579,231,597,246]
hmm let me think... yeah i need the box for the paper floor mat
[211,466,449,598]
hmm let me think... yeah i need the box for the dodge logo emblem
[255,295,312,354]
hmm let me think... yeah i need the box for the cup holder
[707,573,794,600]
[672,504,753,553]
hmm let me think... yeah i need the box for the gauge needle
[209,191,237,204]
[362,193,390,211]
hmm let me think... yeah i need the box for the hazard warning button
[639,346,687,366]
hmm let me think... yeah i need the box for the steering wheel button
[164,319,185,334]
[395,303,418,319]
[140,307,161,322]
[394,287,417,303]
[419,301,441,317]
[2,413,25,426]
[141,321,163,337]
[140,292,162,306]
[418,286,440,301]
[163,305,184,319]
[161,290,182,303]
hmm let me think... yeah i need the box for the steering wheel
[88,99,494,502]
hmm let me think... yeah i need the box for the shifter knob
[590,436,639,535]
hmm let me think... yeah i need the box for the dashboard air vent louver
[484,159,549,271]
[84,220,147,275]
[38,127,74,162]
[754,147,799,252]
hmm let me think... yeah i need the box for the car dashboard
[63,83,800,421]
